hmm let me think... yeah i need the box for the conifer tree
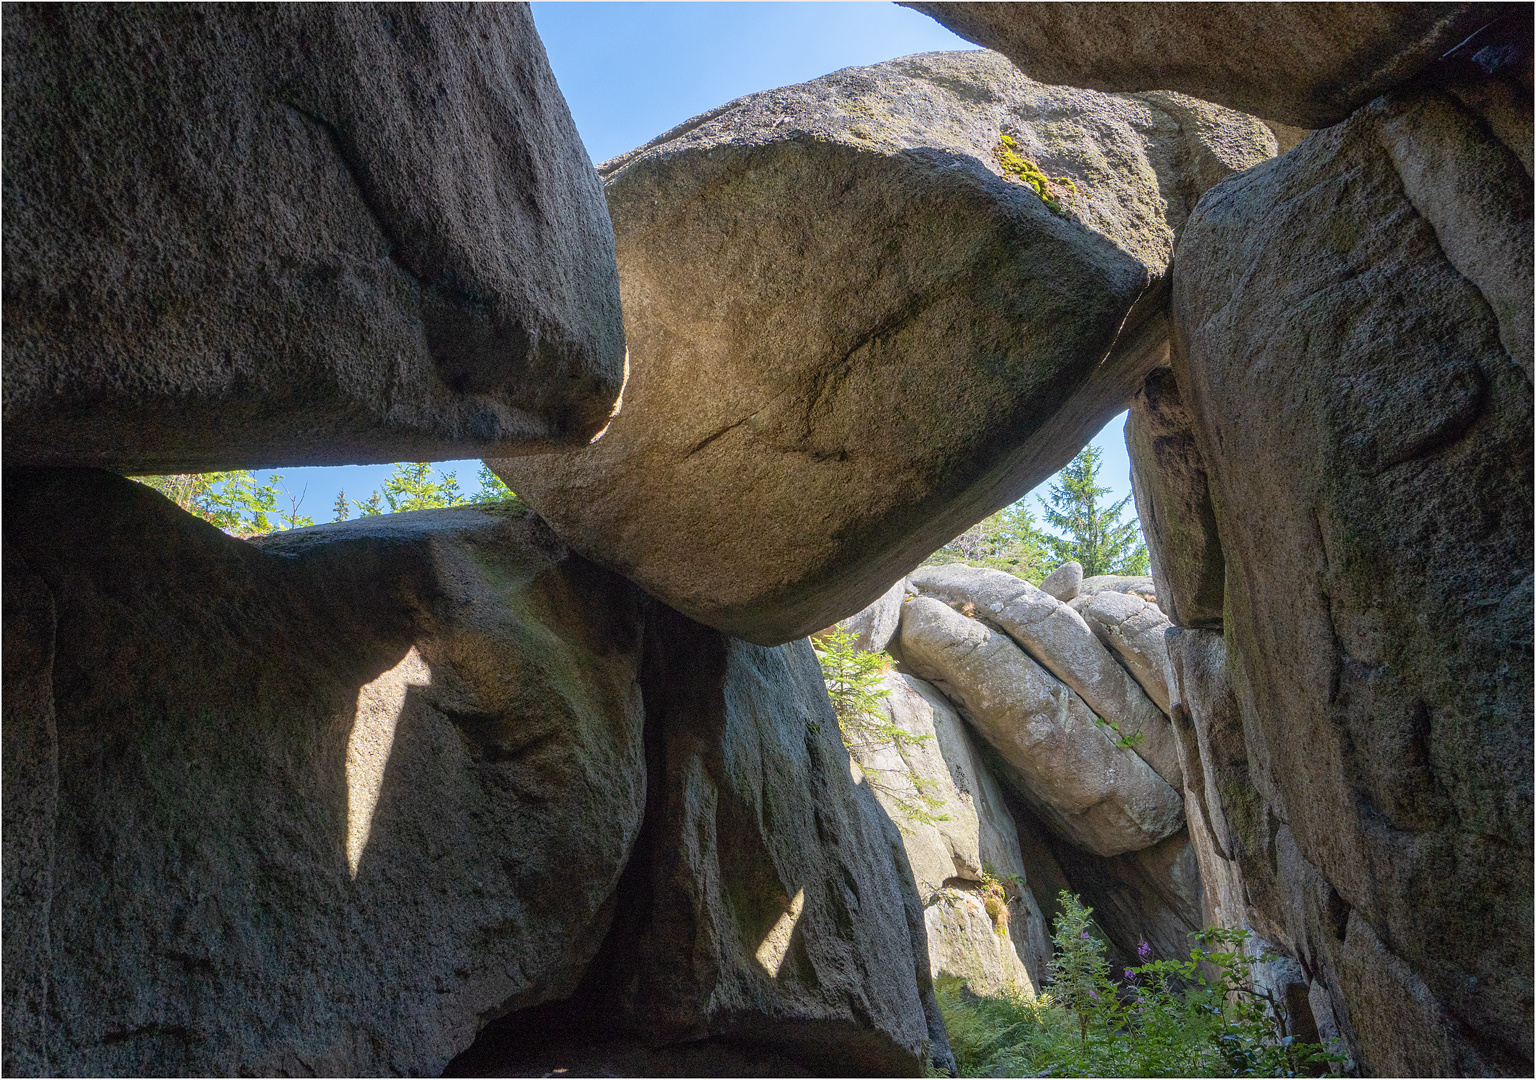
[1038,446,1150,576]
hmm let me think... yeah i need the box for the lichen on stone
[995,132,1079,218]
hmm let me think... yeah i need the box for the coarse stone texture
[492,49,1276,645]
[1070,574,1158,603]
[902,2,1506,128]
[896,596,1182,857]
[1172,77,1533,1074]
[453,607,953,1077]
[819,578,908,655]
[1,551,58,1076]
[2,470,649,1076]
[1126,366,1225,628]
[1079,590,1173,714]
[1038,561,1083,601]
[2,4,624,473]
[910,564,1180,789]
[853,672,1050,995]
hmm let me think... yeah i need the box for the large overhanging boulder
[492,49,1276,645]
[2,4,624,472]
[901,2,1510,129]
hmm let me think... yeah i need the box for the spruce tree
[1038,446,1150,577]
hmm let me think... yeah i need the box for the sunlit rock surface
[492,49,1275,645]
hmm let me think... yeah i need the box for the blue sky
[247,2,1136,529]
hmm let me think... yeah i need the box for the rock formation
[2,4,625,472]
[491,49,1276,644]
[851,671,1051,996]
[902,2,1507,127]
[1,471,947,1076]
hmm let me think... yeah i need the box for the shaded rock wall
[2,4,625,472]
[1,471,945,1076]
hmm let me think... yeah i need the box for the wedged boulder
[1126,366,1224,628]
[1079,590,1173,714]
[1038,561,1082,601]
[1172,79,1532,1074]
[902,2,1507,128]
[853,672,1050,995]
[492,49,1276,645]
[820,578,907,655]
[1073,574,1157,601]
[454,607,953,1077]
[909,564,1180,788]
[2,4,624,473]
[896,596,1182,857]
[2,470,649,1076]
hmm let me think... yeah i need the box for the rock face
[896,596,1182,857]
[1126,366,1225,628]
[492,49,1276,645]
[454,609,953,1077]
[1079,589,1173,714]
[853,672,1050,996]
[909,565,1180,789]
[1,4,625,473]
[2,470,648,1075]
[1038,561,1082,601]
[902,2,1507,128]
[822,578,907,654]
[1171,78,1533,1075]
[3,471,946,1077]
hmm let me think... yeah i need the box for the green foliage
[380,462,465,513]
[814,628,949,829]
[1039,446,1151,577]
[935,892,1342,1077]
[925,500,1050,583]
[333,490,351,523]
[132,471,299,534]
[474,461,519,502]
[355,490,385,517]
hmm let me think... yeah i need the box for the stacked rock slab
[896,594,1181,857]
[909,565,1181,789]
[1170,78,1533,1076]
[2,4,625,472]
[850,670,1051,996]
[492,49,1277,644]
[1,471,946,1077]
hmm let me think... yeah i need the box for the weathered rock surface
[492,49,1276,645]
[902,2,1506,128]
[454,608,953,1077]
[2,470,648,1075]
[1080,590,1173,714]
[896,596,1182,857]
[1038,561,1082,601]
[2,4,624,473]
[853,672,1050,995]
[910,564,1180,788]
[821,578,907,654]
[1069,574,1158,606]
[1126,366,1225,628]
[1172,79,1533,1074]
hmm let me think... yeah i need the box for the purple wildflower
[1088,989,1099,1000]
[1081,931,1092,940]
[1137,941,1152,960]
[1124,968,1136,980]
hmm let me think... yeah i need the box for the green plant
[996,132,1079,218]
[474,461,519,503]
[379,462,465,513]
[814,628,949,829]
[936,892,1343,1077]
[924,500,1050,583]
[1039,445,1151,577]
[132,470,293,534]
